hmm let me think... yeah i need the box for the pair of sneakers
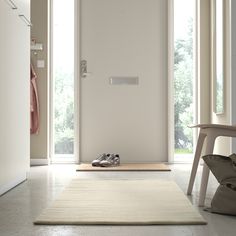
[92,153,120,167]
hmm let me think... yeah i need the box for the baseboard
[30,158,50,166]
[0,172,27,196]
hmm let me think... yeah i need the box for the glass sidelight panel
[52,0,75,161]
[213,0,224,114]
[174,0,195,162]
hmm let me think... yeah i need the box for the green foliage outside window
[54,68,74,154]
[174,19,193,153]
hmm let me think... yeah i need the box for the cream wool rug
[34,179,206,225]
[76,163,171,171]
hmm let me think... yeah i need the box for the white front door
[79,0,168,163]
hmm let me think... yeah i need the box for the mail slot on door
[109,76,139,85]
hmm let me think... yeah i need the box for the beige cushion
[203,154,236,215]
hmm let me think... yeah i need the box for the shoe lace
[97,153,107,160]
[107,154,119,161]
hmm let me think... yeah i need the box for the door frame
[49,0,198,164]
[75,0,80,164]
[168,0,175,163]
[77,0,171,163]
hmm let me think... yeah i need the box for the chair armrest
[188,124,236,130]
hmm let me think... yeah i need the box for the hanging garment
[30,64,40,134]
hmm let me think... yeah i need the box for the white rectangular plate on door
[109,76,139,85]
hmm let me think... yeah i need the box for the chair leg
[187,132,206,195]
[198,163,210,206]
[198,134,216,206]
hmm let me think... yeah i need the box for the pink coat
[30,65,39,134]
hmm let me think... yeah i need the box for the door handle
[80,60,91,78]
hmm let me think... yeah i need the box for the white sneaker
[100,154,120,167]
[91,153,110,166]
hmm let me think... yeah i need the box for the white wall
[211,0,232,155]
[198,0,211,124]
[0,0,30,195]
[30,0,49,161]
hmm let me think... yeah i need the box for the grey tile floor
[0,164,235,236]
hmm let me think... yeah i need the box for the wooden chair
[187,124,236,206]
